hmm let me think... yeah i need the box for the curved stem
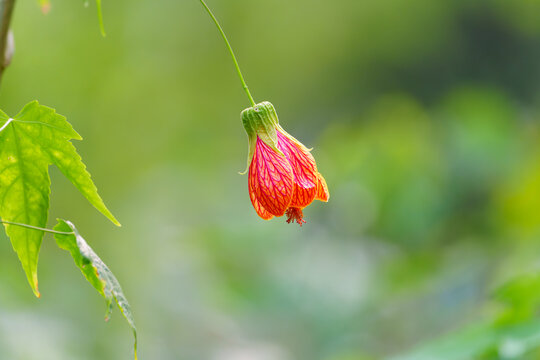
[198,0,256,107]
[0,0,15,86]
[1,220,74,235]
[96,0,106,37]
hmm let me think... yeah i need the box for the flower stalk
[198,0,256,106]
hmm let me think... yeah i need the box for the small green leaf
[54,219,137,359]
[0,101,119,295]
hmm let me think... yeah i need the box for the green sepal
[239,132,257,175]
[240,101,284,174]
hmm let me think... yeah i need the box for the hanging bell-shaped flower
[241,101,329,225]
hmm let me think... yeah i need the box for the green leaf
[388,322,499,360]
[0,101,119,295]
[389,320,540,360]
[54,219,137,359]
[392,273,540,360]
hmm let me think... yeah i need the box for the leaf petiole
[1,220,75,235]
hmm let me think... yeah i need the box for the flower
[241,101,329,225]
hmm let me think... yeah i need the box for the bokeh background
[2,0,540,359]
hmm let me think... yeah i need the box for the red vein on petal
[276,130,317,208]
[248,174,274,220]
[249,137,294,216]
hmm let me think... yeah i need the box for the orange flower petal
[249,136,294,216]
[315,172,329,202]
[276,130,317,208]
[249,178,274,220]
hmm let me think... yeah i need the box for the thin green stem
[96,0,106,37]
[1,220,74,235]
[198,0,256,107]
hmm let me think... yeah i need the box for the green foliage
[0,101,119,296]
[390,320,540,360]
[496,274,540,324]
[392,273,540,360]
[54,219,137,359]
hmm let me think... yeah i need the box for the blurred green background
[3,0,540,359]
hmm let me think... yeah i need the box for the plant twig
[0,0,15,85]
